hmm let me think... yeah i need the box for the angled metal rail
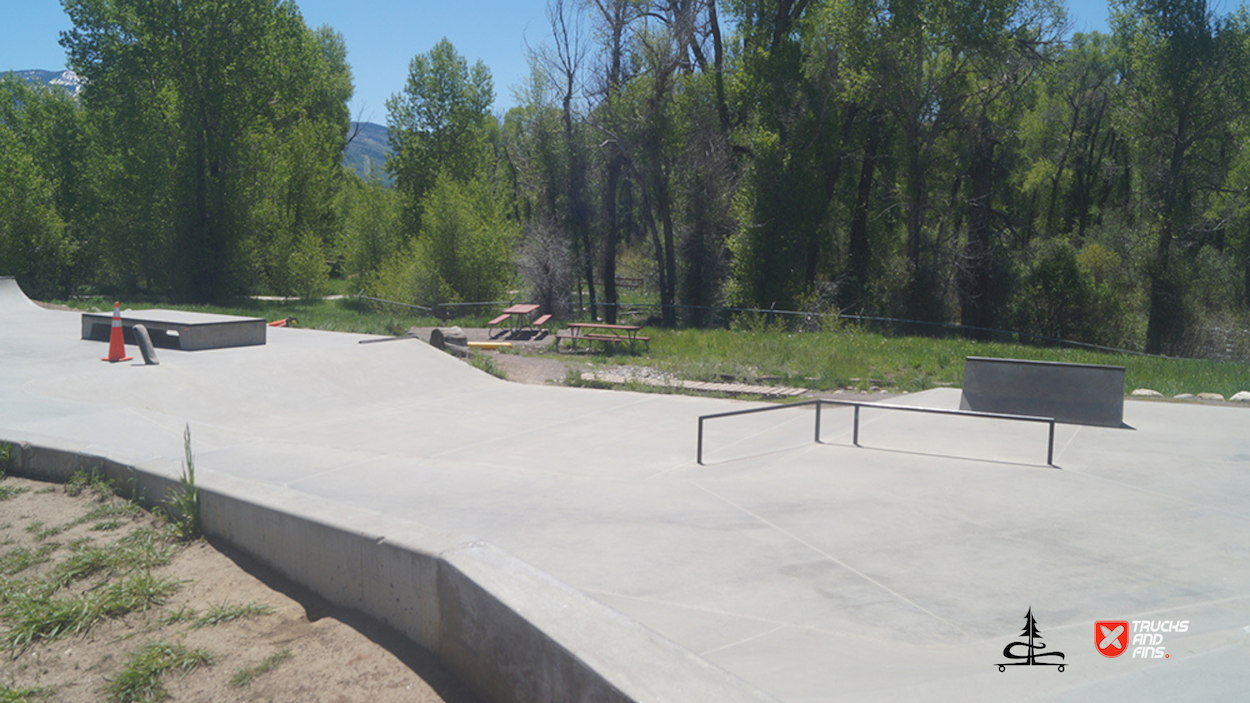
[696,399,1056,466]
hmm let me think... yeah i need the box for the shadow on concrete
[817,441,1063,471]
[207,537,484,703]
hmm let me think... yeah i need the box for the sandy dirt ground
[0,475,480,703]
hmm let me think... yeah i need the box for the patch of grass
[229,649,291,688]
[65,470,115,499]
[85,500,142,521]
[158,607,197,626]
[0,544,60,576]
[563,369,613,390]
[52,529,174,588]
[0,684,52,702]
[3,572,179,653]
[191,601,274,629]
[0,485,29,501]
[103,640,212,703]
[23,522,64,542]
[91,520,125,531]
[469,354,508,380]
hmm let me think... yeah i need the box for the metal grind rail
[696,399,1056,466]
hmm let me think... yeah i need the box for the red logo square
[1096,621,1129,657]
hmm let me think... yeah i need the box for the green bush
[366,175,515,306]
[1013,242,1130,347]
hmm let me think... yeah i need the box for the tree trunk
[904,125,930,320]
[1145,129,1188,354]
[847,115,881,311]
[959,115,995,338]
[603,157,621,323]
[657,174,678,327]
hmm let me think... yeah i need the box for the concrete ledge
[959,356,1125,427]
[1,437,778,703]
[82,309,266,350]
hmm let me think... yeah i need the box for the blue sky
[3,1,1112,122]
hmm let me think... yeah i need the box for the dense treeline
[2,0,1249,357]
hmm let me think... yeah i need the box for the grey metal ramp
[1,301,1248,702]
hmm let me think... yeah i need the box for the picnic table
[488,304,552,338]
[555,322,649,352]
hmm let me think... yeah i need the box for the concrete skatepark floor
[2,277,1248,702]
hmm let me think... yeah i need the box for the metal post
[697,418,705,465]
[814,401,822,444]
[853,405,861,446]
[1047,421,1055,466]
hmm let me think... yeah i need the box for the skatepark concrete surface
[2,276,1248,702]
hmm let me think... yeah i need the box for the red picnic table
[488,304,552,338]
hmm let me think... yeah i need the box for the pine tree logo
[997,607,1066,671]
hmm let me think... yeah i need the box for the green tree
[386,38,494,235]
[0,76,82,298]
[0,127,76,298]
[1113,0,1250,353]
[341,173,403,281]
[61,0,352,302]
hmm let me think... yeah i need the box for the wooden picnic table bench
[487,313,511,338]
[490,304,543,338]
[556,322,649,352]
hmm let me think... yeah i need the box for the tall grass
[596,327,1248,397]
[160,426,199,541]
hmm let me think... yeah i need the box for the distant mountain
[344,121,393,184]
[8,69,83,97]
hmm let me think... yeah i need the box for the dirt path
[0,474,480,703]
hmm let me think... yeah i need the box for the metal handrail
[696,399,1056,466]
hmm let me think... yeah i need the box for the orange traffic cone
[101,301,133,362]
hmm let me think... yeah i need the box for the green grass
[103,640,212,703]
[2,529,179,654]
[469,354,508,380]
[52,529,174,588]
[0,544,60,576]
[3,572,179,653]
[229,649,291,688]
[578,327,1248,398]
[23,522,63,542]
[157,607,197,626]
[0,685,51,702]
[0,485,28,501]
[190,601,274,629]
